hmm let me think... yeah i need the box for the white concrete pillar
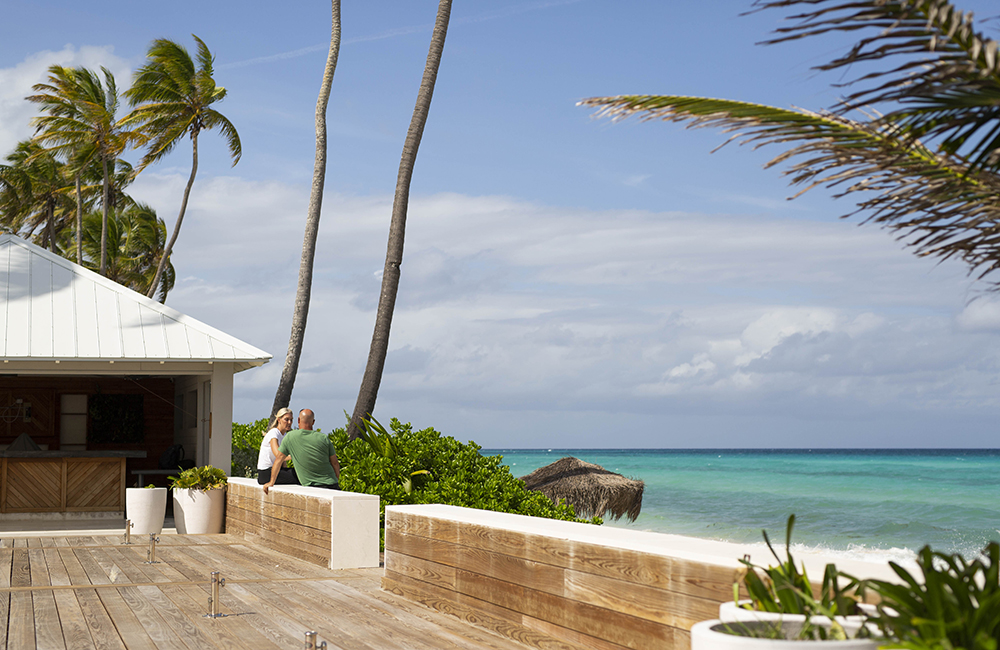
[209,363,234,475]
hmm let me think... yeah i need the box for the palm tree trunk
[271,0,343,417]
[100,154,110,275]
[75,175,83,264]
[347,0,452,439]
[46,197,56,252]
[147,130,199,300]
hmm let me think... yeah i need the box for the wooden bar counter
[0,451,145,514]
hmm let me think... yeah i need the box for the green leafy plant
[231,417,268,477]
[357,415,431,494]
[330,417,600,549]
[737,514,866,640]
[144,484,157,489]
[169,465,227,491]
[866,542,1000,650]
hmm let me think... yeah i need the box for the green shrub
[231,417,269,477]
[331,417,600,548]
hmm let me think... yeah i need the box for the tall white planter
[173,487,226,534]
[692,620,881,650]
[125,487,168,535]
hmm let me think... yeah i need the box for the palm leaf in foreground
[580,95,1000,285]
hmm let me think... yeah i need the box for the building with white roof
[0,234,271,500]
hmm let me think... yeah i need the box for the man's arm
[262,451,289,494]
[329,454,341,480]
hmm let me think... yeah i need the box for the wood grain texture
[387,510,741,600]
[384,508,736,650]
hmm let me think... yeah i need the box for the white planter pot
[125,487,168,535]
[692,619,881,650]
[719,601,872,637]
[173,487,226,534]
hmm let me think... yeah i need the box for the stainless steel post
[123,519,133,545]
[206,571,226,618]
[304,631,327,649]
[145,533,160,563]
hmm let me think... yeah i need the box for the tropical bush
[169,465,228,491]
[333,418,599,548]
[231,417,268,477]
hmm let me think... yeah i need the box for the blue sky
[2,1,999,447]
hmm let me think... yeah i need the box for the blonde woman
[256,407,298,485]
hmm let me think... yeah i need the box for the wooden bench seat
[226,476,379,570]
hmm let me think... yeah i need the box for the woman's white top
[256,427,286,470]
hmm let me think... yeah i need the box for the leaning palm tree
[347,0,453,439]
[271,0,343,418]
[27,66,141,273]
[123,35,241,301]
[581,0,1000,287]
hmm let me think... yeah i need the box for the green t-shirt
[277,429,338,487]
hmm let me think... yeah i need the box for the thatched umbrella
[520,456,644,522]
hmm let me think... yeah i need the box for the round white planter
[692,619,881,650]
[125,487,168,535]
[173,487,226,534]
[719,601,871,637]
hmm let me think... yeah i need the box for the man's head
[298,409,315,430]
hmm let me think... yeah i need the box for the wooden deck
[0,533,582,650]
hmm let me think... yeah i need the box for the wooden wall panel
[66,459,125,510]
[1,457,125,512]
[225,481,333,569]
[383,508,742,650]
[4,459,62,510]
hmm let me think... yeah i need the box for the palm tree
[65,203,175,301]
[27,66,141,273]
[0,140,75,251]
[347,0,453,439]
[271,0,343,418]
[581,0,1000,287]
[123,35,241,301]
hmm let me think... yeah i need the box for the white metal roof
[0,235,271,370]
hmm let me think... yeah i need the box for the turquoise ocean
[483,449,1000,565]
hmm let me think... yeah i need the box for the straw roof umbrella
[520,456,644,522]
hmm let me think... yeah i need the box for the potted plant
[170,465,227,534]
[864,541,1000,650]
[693,515,880,650]
[125,483,168,535]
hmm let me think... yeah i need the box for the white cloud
[119,175,1000,446]
[956,298,1000,332]
[0,46,134,158]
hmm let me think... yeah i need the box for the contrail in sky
[218,0,581,70]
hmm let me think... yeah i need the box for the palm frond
[581,94,1000,283]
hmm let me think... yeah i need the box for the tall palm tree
[347,0,453,439]
[0,140,75,251]
[123,35,241,301]
[271,0,343,418]
[581,0,1000,287]
[27,66,141,273]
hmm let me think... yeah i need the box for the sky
[2,1,999,448]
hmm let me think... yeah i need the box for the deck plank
[116,585,192,650]
[74,589,126,650]
[94,587,158,650]
[29,548,67,650]
[9,548,34,649]
[0,547,12,650]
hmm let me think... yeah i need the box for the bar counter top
[0,450,146,458]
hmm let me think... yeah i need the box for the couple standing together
[257,408,341,494]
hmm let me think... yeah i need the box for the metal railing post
[206,571,227,618]
[304,631,327,649]
[144,533,160,564]
[123,519,133,545]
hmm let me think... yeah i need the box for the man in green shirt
[262,409,340,494]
